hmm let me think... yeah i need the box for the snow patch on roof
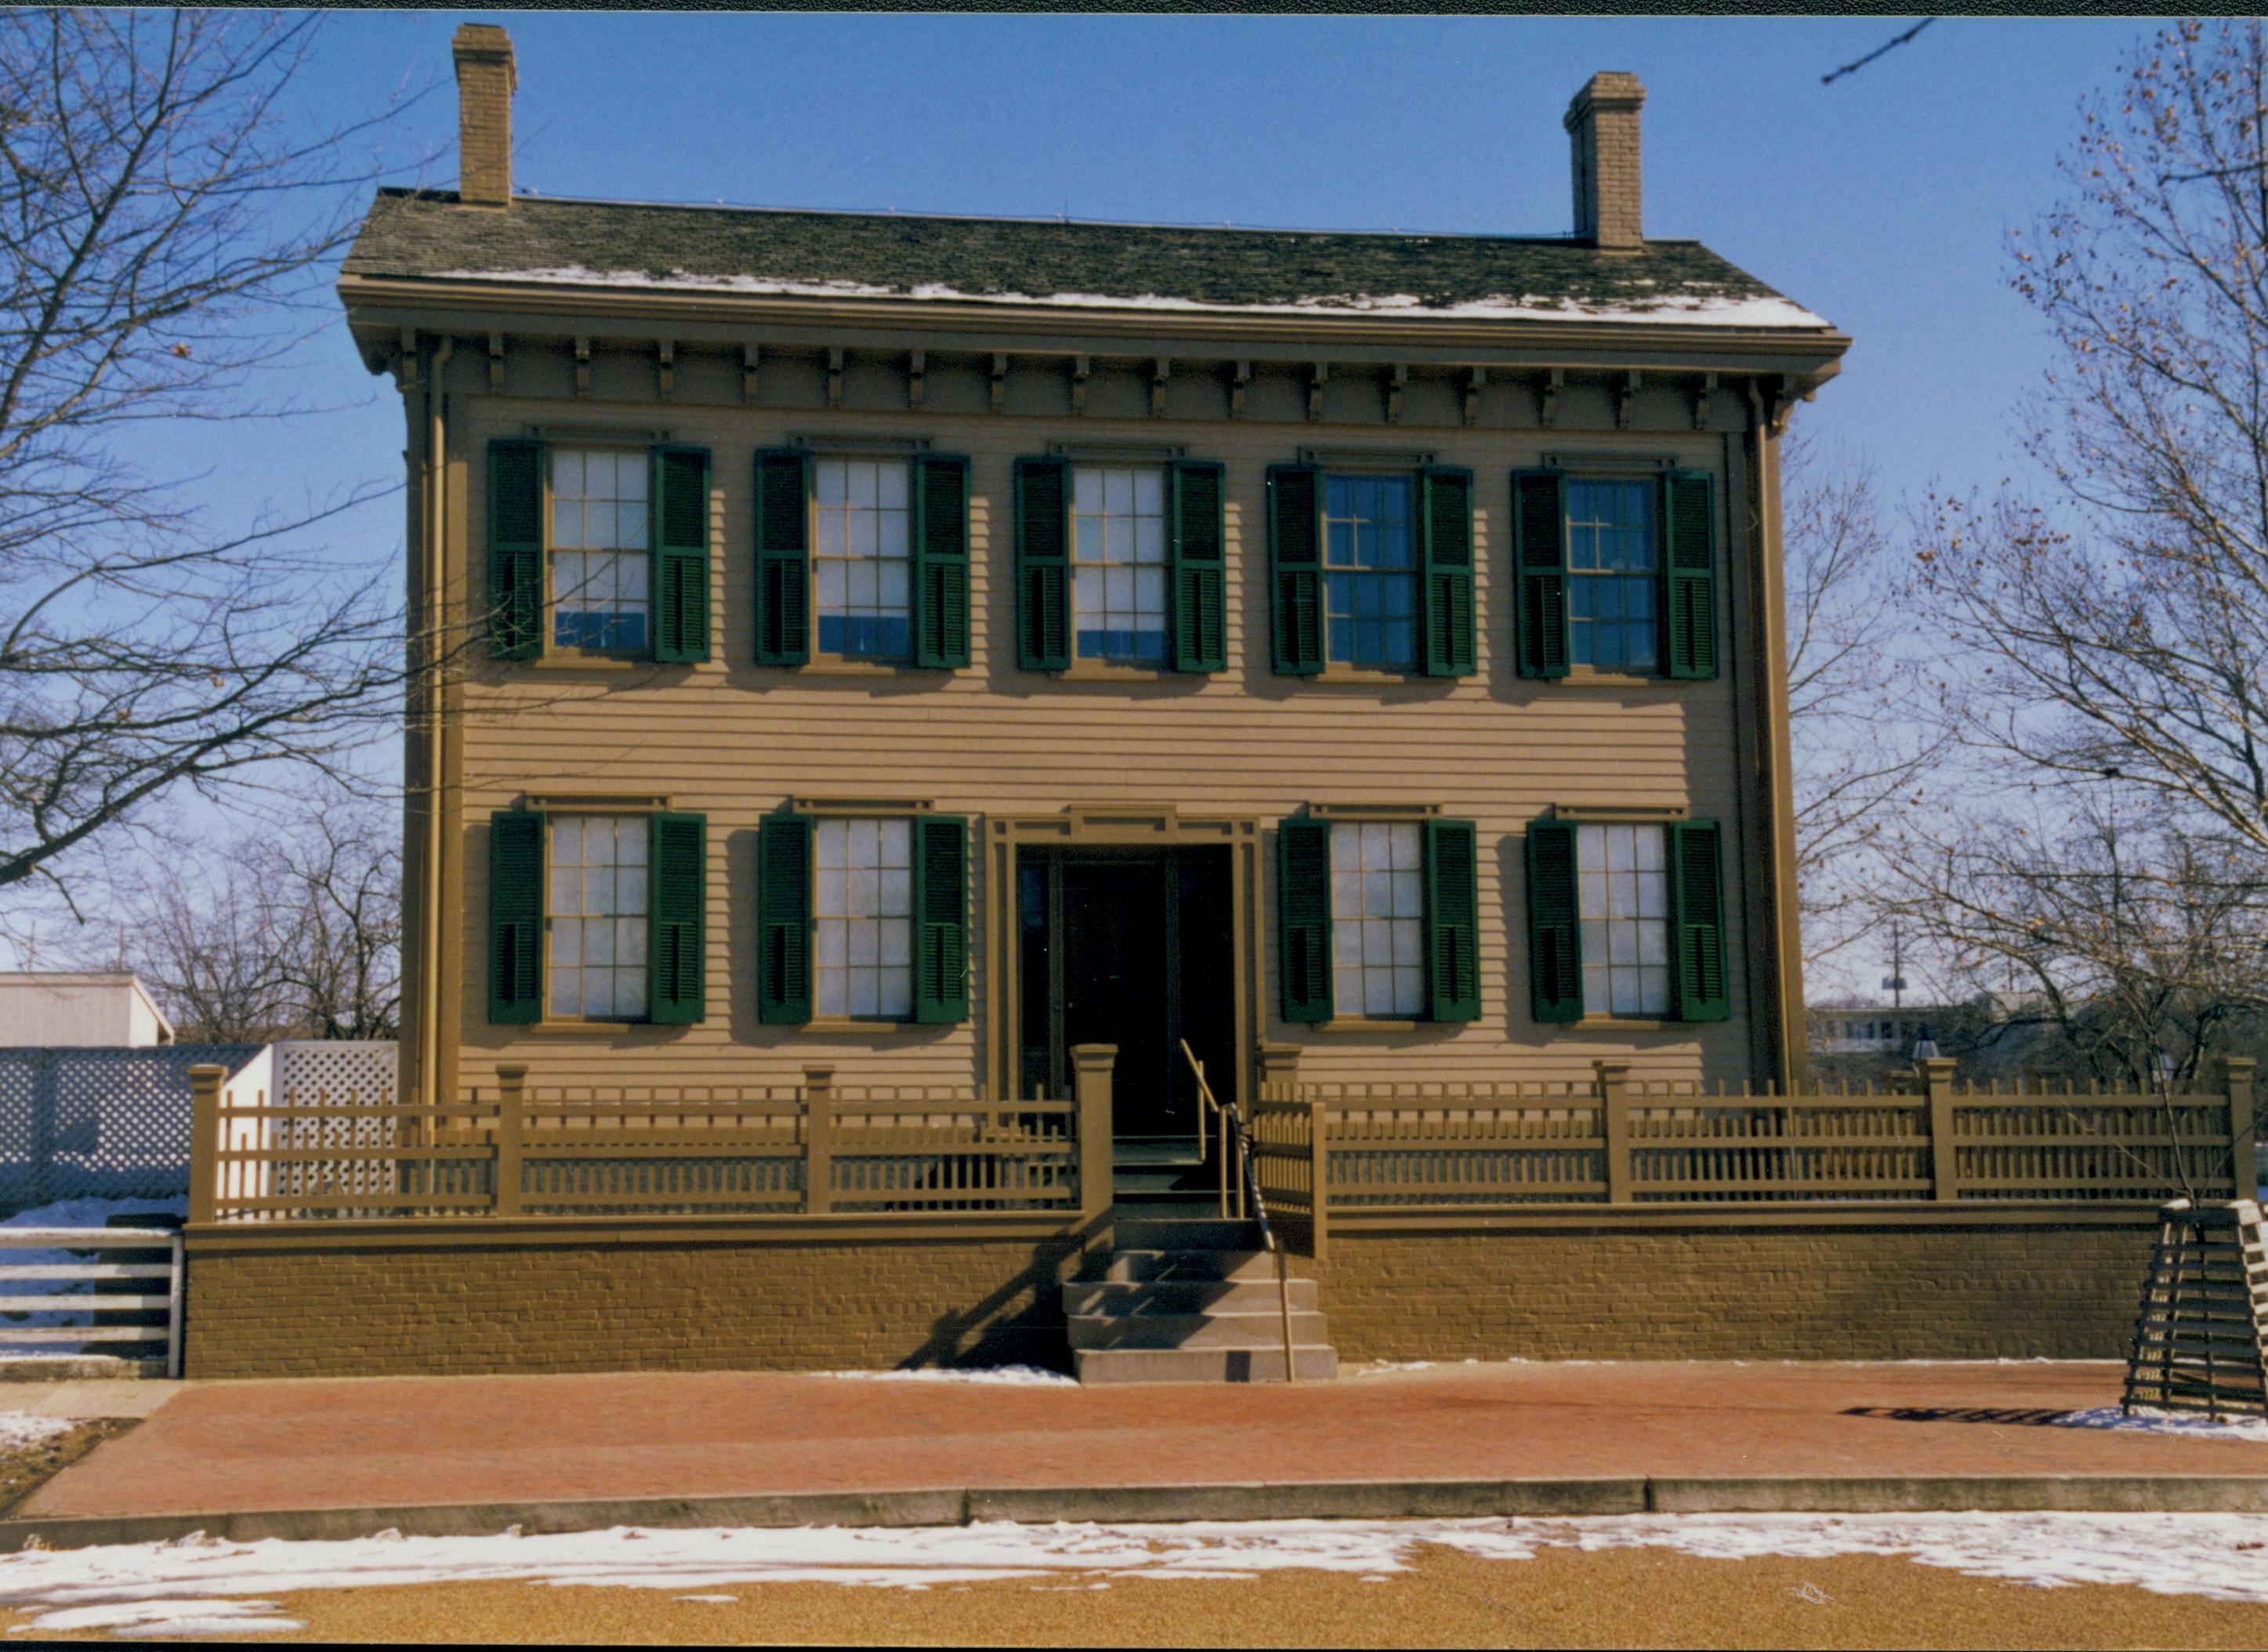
[426,265,1832,328]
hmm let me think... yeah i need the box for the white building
[0,973,173,1048]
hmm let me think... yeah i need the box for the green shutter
[1525,821,1582,1023]
[487,810,544,1023]
[757,813,813,1024]
[647,812,706,1024]
[912,814,969,1023]
[1267,466,1324,676]
[754,448,810,667]
[1014,456,1071,672]
[911,455,971,668]
[1277,817,1333,1023]
[1512,469,1569,679]
[1169,461,1226,673]
[487,440,544,661]
[1422,818,1480,1022]
[1419,467,1476,677]
[1661,469,1719,680]
[651,446,711,664]
[1669,819,1730,1022]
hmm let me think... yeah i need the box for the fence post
[803,1064,835,1215]
[165,1232,185,1381]
[1920,1056,1960,1203]
[1071,1045,1116,1217]
[1305,1096,1329,1261]
[1596,1060,1632,1205]
[494,1064,527,1217]
[187,1064,223,1225]
[2221,1056,2258,1203]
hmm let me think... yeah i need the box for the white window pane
[585,970,615,1019]
[879,869,911,917]
[1389,871,1420,916]
[817,920,846,967]
[849,817,879,865]
[1580,919,1607,958]
[615,969,647,1019]
[848,560,879,607]
[814,560,848,607]
[616,555,648,600]
[1361,827,1391,871]
[1636,828,1665,871]
[880,918,911,966]
[848,869,879,916]
[817,820,848,868]
[1331,871,1361,914]
[618,919,647,967]
[1073,466,1103,512]
[1638,922,1668,965]
[1364,871,1393,916]
[878,466,908,509]
[1607,828,1634,871]
[554,451,584,495]
[1584,965,1610,1009]
[849,511,879,560]
[552,501,583,547]
[848,462,877,507]
[550,866,581,914]
[849,918,879,965]
[1389,824,1421,870]
[617,863,647,914]
[876,818,910,867]
[879,968,912,1017]
[1637,877,1665,920]
[618,455,647,502]
[879,562,908,609]
[1364,969,1395,1016]
[1609,877,1638,918]
[553,921,582,968]
[1106,468,1133,514]
[1608,925,1638,964]
[1332,922,1362,969]
[618,501,648,549]
[1133,469,1163,514]
[1578,827,1606,872]
[1075,567,1104,611]
[1133,567,1165,618]
[816,461,846,505]
[549,975,577,1017]
[1335,967,1362,1009]
[817,870,846,916]
[1393,968,1423,1014]
[585,923,616,967]
[849,972,880,1016]
[1134,517,1165,564]
[1579,872,1608,915]
[1107,566,1133,610]
[1391,920,1422,967]
[817,972,847,1016]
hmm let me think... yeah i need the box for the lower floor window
[549,815,649,1018]
[1331,820,1424,1016]
[816,817,914,1017]
[1578,823,1669,1016]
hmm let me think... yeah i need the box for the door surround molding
[985,808,1262,1118]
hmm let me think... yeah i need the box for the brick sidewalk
[21,1360,2268,1522]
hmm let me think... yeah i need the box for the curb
[4,1473,2267,1551]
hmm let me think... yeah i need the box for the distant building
[0,973,173,1048]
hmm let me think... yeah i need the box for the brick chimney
[1563,71,1645,251]
[452,24,516,208]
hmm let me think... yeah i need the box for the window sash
[546,814,650,1020]
[1321,474,1417,670]
[1329,820,1424,1017]
[549,449,651,653]
[1575,822,1671,1017]
[813,816,915,1018]
[812,458,911,659]
[1071,464,1168,665]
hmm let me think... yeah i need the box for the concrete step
[1063,1278,1320,1316]
[1074,1346,1340,1384]
[1067,1309,1332,1352]
[1100,1248,1278,1284]
[1113,1216,1263,1252]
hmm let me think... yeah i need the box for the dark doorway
[1016,846,1236,1168]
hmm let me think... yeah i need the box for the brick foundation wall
[1312,1219,2157,1363]
[184,1230,1088,1380]
[184,1215,2157,1378]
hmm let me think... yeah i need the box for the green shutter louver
[1525,821,1582,1023]
[1169,461,1226,674]
[1014,456,1071,672]
[487,810,544,1023]
[651,446,711,664]
[647,812,706,1024]
[1669,819,1730,1022]
[911,455,971,668]
[1422,818,1480,1022]
[754,449,810,667]
[487,440,544,661]
[1277,816,1333,1023]
[756,813,813,1024]
[1512,469,1570,679]
[1418,467,1476,677]
[1267,466,1324,676]
[912,814,969,1023]
[1661,469,1719,680]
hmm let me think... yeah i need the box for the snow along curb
[9,1474,2268,1553]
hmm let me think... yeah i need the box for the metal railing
[1183,1039,1299,1383]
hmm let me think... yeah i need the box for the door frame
[986,807,1261,1125]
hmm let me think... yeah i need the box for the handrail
[1182,1040,1299,1382]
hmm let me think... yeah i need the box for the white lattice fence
[0,1046,259,1211]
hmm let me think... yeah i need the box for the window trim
[1561,815,1677,1026]
[1562,472,1665,679]
[1067,459,1174,671]
[539,806,661,1028]
[809,812,922,1026]
[808,451,918,668]
[1317,468,1423,677]
[1316,807,1433,1026]
[543,441,659,665]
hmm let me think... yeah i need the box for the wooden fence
[1253,1049,2261,1259]
[190,1053,1116,1224]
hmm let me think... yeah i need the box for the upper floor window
[550,450,650,652]
[548,813,650,1020]
[813,458,911,660]
[1072,465,1168,665]
[814,817,914,1018]
[1565,479,1657,672]
[1322,474,1416,671]
[1576,822,1670,1017]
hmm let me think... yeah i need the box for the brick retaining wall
[183,1214,2157,1378]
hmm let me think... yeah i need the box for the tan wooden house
[351,29,1842,1154]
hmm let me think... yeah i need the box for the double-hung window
[1071,465,1169,665]
[755,450,969,669]
[1276,813,1479,1025]
[485,809,706,1026]
[1564,480,1658,672]
[1525,817,1727,1024]
[1513,468,1716,680]
[757,810,970,1025]
[812,458,911,660]
[1267,463,1473,677]
[484,439,711,665]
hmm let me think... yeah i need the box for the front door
[1016,848,1234,1159]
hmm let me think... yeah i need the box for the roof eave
[338,271,1850,385]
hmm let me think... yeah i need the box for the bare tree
[1917,19,2268,868]
[263,799,400,1041]
[1783,435,1942,976]
[0,10,436,920]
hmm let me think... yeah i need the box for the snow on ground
[0,1198,185,1232]
[0,1415,75,1451]
[2052,1407,2268,1444]
[812,1365,1076,1386]
[7,1512,2268,1638]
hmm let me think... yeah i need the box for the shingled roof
[343,189,1831,330]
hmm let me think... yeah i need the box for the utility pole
[1881,922,1908,1016]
